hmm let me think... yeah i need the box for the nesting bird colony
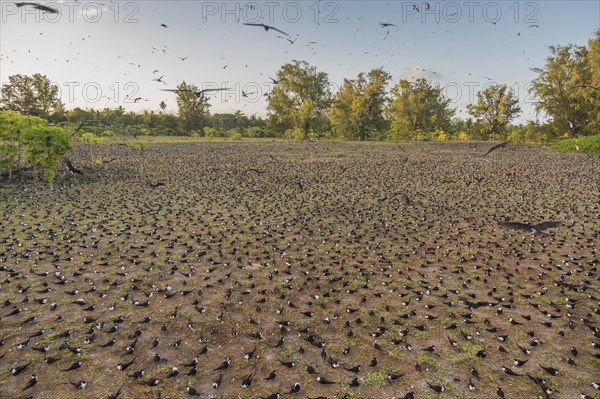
[1,141,599,399]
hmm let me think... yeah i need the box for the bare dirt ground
[1,141,598,399]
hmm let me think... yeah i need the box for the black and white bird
[167,367,178,378]
[214,358,231,371]
[316,376,336,384]
[69,380,87,390]
[426,381,445,392]
[10,362,31,376]
[468,378,476,390]
[387,372,405,382]
[289,382,301,393]
[241,373,254,388]
[22,374,38,391]
[502,366,522,376]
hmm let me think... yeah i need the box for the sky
[1,0,599,123]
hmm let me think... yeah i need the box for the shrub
[550,135,600,154]
[285,128,304,141]
[457,131,470,141]
[203,127,216,139]
[230,132,242,141]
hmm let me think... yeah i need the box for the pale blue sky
[1,0,598,123]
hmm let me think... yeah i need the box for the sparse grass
[361,371,387,387]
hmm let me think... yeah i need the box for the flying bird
[380,22,397,27]
[484,141,510,156]
[161,87,231,98]
[152,75,167,85]
[15,2,58,13]
[499,221,561,235]
[72,119,90,135]
[243,23,290,36]
[65,159,83,175]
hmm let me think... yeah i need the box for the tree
[159,101,167,113]
[386,78,454,140]
[1,110,72,185]
[267,60,332,140]
[1,73,65,118]
[584,30,600,134]
[331,68,391,140]
[467,84,521,140]
[176,81,211,133]
[530,44,592,138]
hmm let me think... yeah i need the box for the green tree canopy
[267,60,332,140]
[176,82,211,133]
[331,68,391,140]
[0,73,65,118]
[1,110,72,185]
[530,43,594,138]
[467,84,521,140]
[386,78,454,140]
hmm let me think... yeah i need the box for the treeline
[1,31,598,143]
[267,30,599,142]
[51,107,272,139]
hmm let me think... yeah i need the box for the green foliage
[176,81,211,133]
[530,37,599,138]
[457,131,470,141]
[285,128,305,141]
[386,78,455,140]
[0,73,65,117]
[79,132,110,144]
[331,68,391,140]
[550,134,600,153]
[467,84,521,140]
[267,60,332,140]
[203,126,216,139]
[21,125,72,167]
[1,110,72,184]
[230,132,243,141]
[507,126,525,144]
[530,45,591,138]
[243,126,266,138]
[435,129,448,141]
[130,141,148,151]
